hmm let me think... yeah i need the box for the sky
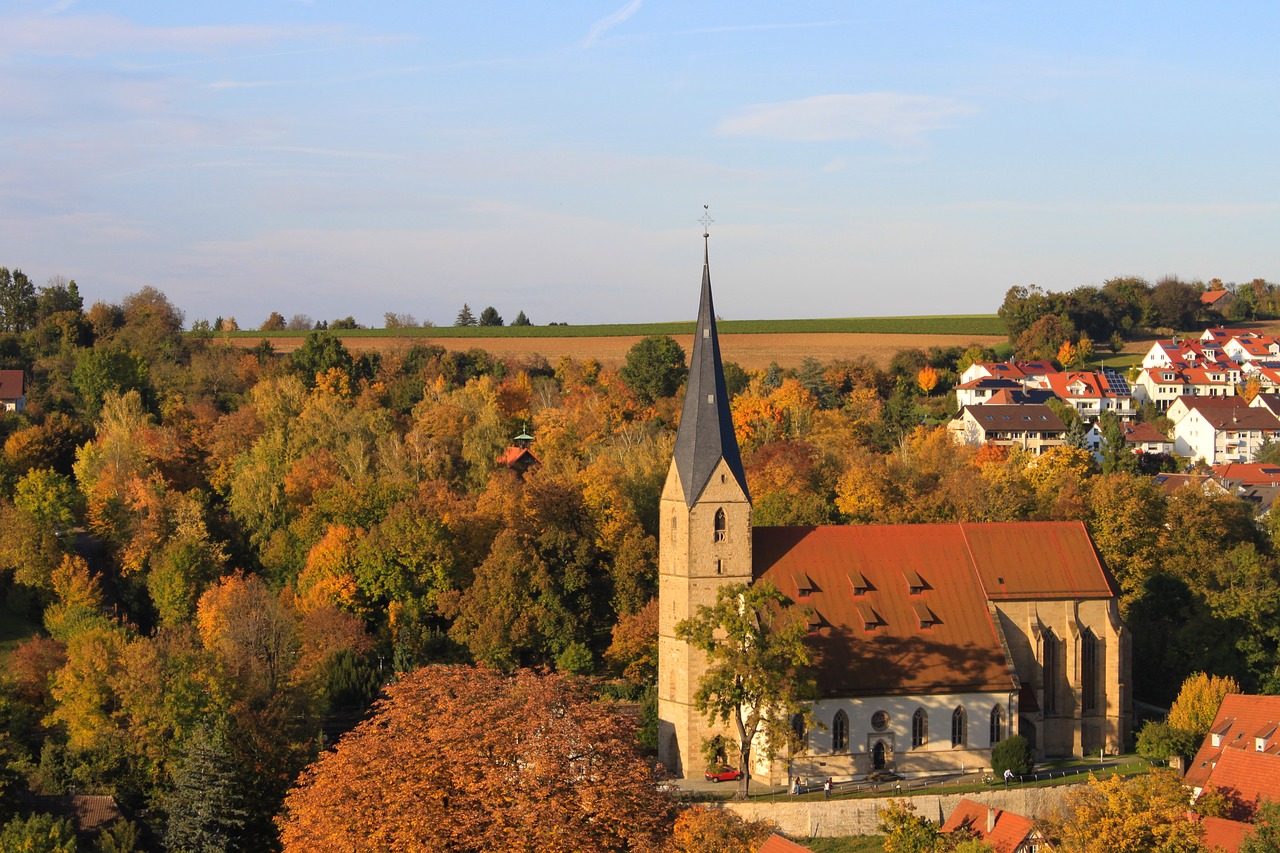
[1,1,1277,328]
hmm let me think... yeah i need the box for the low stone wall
[724,784,1082,838]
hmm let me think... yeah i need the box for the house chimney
[987,807,996,835]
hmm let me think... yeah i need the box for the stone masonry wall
[723,784,1081,838]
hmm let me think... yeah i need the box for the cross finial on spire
[699,205,713,238]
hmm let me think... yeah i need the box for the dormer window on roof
[912,601,938,629]
[794,572,815,598]
[904,570,927,595]
[855,601,883,631]
[849,572,873,596]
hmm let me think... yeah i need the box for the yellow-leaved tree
[1168,672,1241,738]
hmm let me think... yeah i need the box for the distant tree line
[998,275,1279,360]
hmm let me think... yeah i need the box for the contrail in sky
[582,0,642,47]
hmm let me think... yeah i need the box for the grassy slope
[212,314,1008,340]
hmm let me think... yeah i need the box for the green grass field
[209,314,1007,340]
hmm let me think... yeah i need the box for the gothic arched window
[1081,629,1099,713]
[912,708,928,749]
[990,705,1004,745]
[713,508,727,542]
[832,710,848,752]
[1043,630,1059,714]
[951,707,966,747]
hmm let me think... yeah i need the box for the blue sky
[1,1,1277,328]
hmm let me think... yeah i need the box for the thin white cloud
[3,13,344,58]
[717,93,977,144]
[582,0,643,47]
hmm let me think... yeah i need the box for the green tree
[0,813,79,853]
[991,734,1034,776]
[454,304,477,327]
[674,580,816,798]
[620,335,686,404]
[287,331,353,388]
[163,723,248,853]
[1240,799,1280,853]
[1136,720,1199,765]
[0,267,38,333]
[511,310,533,326]
[478,306,504,326]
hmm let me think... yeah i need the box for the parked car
[704,765,742,782]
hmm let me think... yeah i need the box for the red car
[704,765,742,782]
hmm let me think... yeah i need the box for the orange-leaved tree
[278,666,677,852]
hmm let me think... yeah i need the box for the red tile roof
[0,369,23,400]
[1198,749,1280,817]
[941,798,1036,853]
[1200,816,1249,853]
[752,522,1114,697]
[494,447,537,468]
[1202,290,1233,306]
[1211,464,1280,486]
[758,834,813,853]
[1123,422,1172,446]
[1186,694,1280,792]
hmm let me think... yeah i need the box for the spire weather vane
[699,205,713,237]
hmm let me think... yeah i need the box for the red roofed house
[1171,399,1280,464]
[941,798,1049,852]
[494,430,538,476]
[1186,694,1280,815]
[1198,816,1250,853]
[1122,422,1174,456]
[757,834,814,853]
[0,369,24,412]
[657,242,1131,783]
[1201,290,1237,315]
[948,405,1067,455]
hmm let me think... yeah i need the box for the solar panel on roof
[1101,367,1131,396]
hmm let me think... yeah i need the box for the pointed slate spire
[672,239,749,506]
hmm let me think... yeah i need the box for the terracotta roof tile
[752,522,1112,697]
[1186,695,1280,791]
[1212,463,1280,485]
[1200,816,1249,853]
[758,834,814,853]
[1123,422,1172,446]
[1199,748,1280,815]
[941,798,1036,853]
[0,369,23,399]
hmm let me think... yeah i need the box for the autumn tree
[669,806,775,852]
[278,666,677,852]
[878,799,944,853]
[260,311,287,331]
[674,580,816,798]
[1050,770,1206,852]
[916,364,939,396]
[0,813,78,853]
[1167,672,1241,738]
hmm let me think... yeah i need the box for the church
[656,241,1132,782]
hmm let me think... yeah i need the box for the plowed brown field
[242,332,1010,371]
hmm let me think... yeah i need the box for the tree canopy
[278,665,677,852]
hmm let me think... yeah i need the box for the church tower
[657,237,753,777]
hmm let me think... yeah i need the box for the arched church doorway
[872,741,887,770]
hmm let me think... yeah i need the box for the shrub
[1136,720,1199,764]
[991,734,1034,776]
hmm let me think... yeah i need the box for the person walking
[823,778,832,799]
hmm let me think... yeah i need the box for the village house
[0,369,25,412]
[941,798,1050,853]
[1170,398,1280,464]
[1183,693,1280,851]
[947,405,1067,455]
[1121,422,1174,456]
[658,242,1130,786]
[1043,370,1135,420]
